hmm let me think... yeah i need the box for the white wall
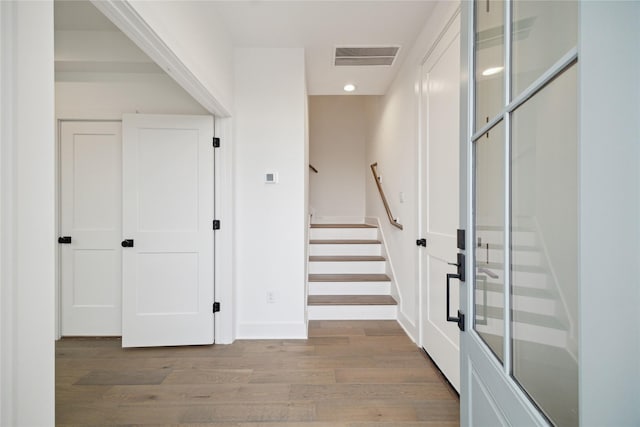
[0,2,55,425]
[309,96,370,220]
[579,2,640,425]
[233,48,307,339]
[127,0,234,116]
[365,2,460,341]
[56,73,207,119]
[55,30,155,66]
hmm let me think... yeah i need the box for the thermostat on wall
[265,172,278,184]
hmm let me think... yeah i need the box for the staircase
[307,223,398,320]
[475,224,573,351]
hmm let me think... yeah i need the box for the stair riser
[309,244,381,256]
[478,249,542,267]
[477,318,567,348]
[309,282,391,295]
[480,271,549,290]
[308,261,386,274]
[476,294,557,316]
[477,229,537,247]
[308,305,398,320]
[513,271,549,289]
[309,228,378,240]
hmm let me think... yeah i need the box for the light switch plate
[265,172,278,184]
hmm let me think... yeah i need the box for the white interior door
[122,114,214,348]
[420,15,461,391]
[60,121,122,336]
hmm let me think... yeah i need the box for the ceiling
[208,1,437,95]
[54,0,438,95]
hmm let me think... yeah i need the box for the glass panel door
[469,0,579,425]
[511,63,579,427]
[473,120,505,362]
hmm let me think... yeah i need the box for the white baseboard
[398,310,419,344]
[236,322,307,339]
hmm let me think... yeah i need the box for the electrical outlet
[266,291,277,304]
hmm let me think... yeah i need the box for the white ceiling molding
[91,0,230,117]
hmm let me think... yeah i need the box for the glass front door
[463,1,579,425]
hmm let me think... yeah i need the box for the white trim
[236,322,307,339]
[213,116,235,344]
[2,2,56,424]
[90,0,230,117]
[397,310,418,343]
[0,2,14,423]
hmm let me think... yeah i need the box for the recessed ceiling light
[343,83,356,92]
[482,66,504,77]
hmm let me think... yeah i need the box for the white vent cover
[334,46,400,66]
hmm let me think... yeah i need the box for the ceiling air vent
[334,46,400,67]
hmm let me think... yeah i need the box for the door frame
[53,0,237,344]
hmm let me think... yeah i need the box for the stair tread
[476,305,568,330]
[477,281,555,298]
[309,273,391,282]
[309,256,385,262]
[483,261,546,274]
[308,295,397,306]
[310,223,377,228]
[309,239,381,244]
[477,225,532,232]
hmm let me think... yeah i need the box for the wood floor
[56,320,459,426]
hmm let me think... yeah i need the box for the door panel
[122,114,214,348]
[60,121,122,336]
[470,367,508,427]
[461,1,579,425]
[420,14,461,391]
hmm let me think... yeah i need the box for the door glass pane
[512,0,578,96]
[474,0,505,131]
[511,64,578,427]
[474,120,505,362]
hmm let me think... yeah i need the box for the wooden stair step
[308,295,397,306]
[309,255,385,262]
[310,224,377,228]
[308,274,391,282]
[309,239,381,244]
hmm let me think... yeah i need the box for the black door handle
[121,239,134,248]
[58,236,72,244]
[446,273,465,331]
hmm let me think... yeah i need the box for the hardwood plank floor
[56,320,459,426]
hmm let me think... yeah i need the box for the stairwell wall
[233,48,308,339]
[365,1,461,342]
[309,96,369,221]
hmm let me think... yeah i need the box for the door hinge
[213,302,221,313]
[416,238,427,247]
[213,137,220,148]
[213,220,221,230]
